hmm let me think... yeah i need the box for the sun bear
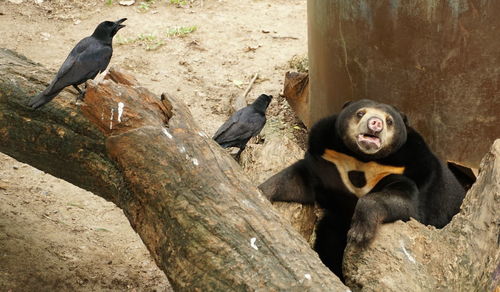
[259,99,466,281]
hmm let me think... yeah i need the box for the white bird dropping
[162,128,173,139]
[117,102,125,122]
[250,238,258,250]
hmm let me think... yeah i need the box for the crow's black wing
[46,37,112,94]
[29,37,113,109]
[244,113,267,137]
[213,109,245,141]
[213,109,266,145]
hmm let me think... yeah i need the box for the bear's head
[336,99,408,159]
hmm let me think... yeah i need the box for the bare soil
[0,0,307,290]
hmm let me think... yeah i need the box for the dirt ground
[0,0,307,291]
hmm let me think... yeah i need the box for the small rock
[195,91,206,97]
[74,19,81,25]
[244,44,262,52]
[40,32,51,41]
[12,166,18,170]
[119,0,135,5]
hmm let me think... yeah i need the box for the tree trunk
[0,48,347,291]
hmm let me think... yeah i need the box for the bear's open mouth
[357,134,381,149]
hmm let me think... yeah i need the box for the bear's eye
[356,111,365,118]
[386,117,393,126]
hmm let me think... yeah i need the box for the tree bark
[283,71,310,127]
[241,127,317,244]
[0,48,347,291]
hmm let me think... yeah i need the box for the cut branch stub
[104,66,139,86]
[81,66,172,136]
[283,71,309,127]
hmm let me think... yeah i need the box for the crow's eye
[386,117,393,126]
[356,111,365,118]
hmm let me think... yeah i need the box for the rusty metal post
[308,0,500,167]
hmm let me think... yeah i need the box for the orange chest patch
[321,149,405,197]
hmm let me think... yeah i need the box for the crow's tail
[28,90,61,109]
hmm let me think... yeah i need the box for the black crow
[28,18,127,109]
[213,94,272,157]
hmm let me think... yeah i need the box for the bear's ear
[400,112,409,126]
[342,100,353,109]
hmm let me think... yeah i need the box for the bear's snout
[367,117,383,133]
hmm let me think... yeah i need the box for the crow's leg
[235,147,245,162]
[73,85,86,101]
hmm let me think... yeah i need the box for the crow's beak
[114,18,127,31]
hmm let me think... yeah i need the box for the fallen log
[0,48,346,290]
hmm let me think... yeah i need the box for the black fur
[261,99,466,281]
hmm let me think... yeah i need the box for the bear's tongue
[357,134,381,149]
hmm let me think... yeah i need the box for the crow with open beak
[29,18,127,109]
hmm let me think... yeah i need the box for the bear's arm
[348,174,419,245]
[258,159,316,204]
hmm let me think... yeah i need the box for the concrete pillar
[307,0,500,167]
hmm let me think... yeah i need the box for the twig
[233,73,259,111]
[271,36,299,40]
[243,73,259,100]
